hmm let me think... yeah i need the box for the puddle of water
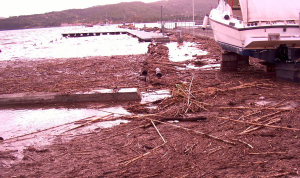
[176,63,220,70]
[166,42,208,62]
[0,89,175,165]
[199,63,221,70]
[0,106,131,152]
[0,89,172,152]
[164,42,220,71]
[141,90,171,104]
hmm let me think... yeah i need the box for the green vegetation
[0,0,217,31]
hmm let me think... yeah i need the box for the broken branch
[123,142,167,166]
[145,118,236,145]
[63,114,113,133]
[151,120,166,143]
[220,107,294,111]
[217,117,300,131]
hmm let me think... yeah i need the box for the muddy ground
[1,34,300,178]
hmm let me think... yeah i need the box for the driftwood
[217,117,300,131]
[230,138,254,149]
[207,146,224,155]
[99,123,152,141]
[265,172,291,177]
[160,116,207,122]
[184,142,198,153]
[220,107,294,111]
[123,142,167,166]
[251,111,284,122]
[151,120,166,143]
[145,118,236,145]
[239,118,281,135]
[63,114,114,133]
[248,152,287,155]
[186,75,194,113]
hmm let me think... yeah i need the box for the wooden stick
[251,111,284,122]
[239,118,281,135]
[128,114,158,119]
[193,101,209,112]
[207,146,223,155]
[63,114,113,133]
[230,138,254,149]
[272,99,287,108]
[226,82,256,91]
[248,152,287,155]
[241,110,262,119]
[123,142,167,166]
[146,118,236,145]
[220,107,294,111]
[266,172,290,177]
[184,142,198,153]
[192,99,211,107]
[242,116,278,134]
[177,86,189,98]
[217,117,300,131]
[151,120,166,143]
[99,123,151,141]
[187,75,194,107]
[160,116,207,122]
[185,102,192,113]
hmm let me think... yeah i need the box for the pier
[62,29,170,42]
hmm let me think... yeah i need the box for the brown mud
[1,34,300,177]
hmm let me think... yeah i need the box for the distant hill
[0,0,217,31]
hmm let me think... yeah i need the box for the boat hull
[210,19,300,62]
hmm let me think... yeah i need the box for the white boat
[208,0,300,63]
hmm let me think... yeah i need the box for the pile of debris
[118,23,137,30]
[140,26,161,33]
[139,42,182,86]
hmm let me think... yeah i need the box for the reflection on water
[0,106,131,152]
[0,89,173,153]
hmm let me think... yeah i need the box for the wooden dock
[62,29,170,42]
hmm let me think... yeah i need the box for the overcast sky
[0,0,162,18]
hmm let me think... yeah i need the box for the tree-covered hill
[0,0,217,30]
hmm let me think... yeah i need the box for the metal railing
[163,21,214,39]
